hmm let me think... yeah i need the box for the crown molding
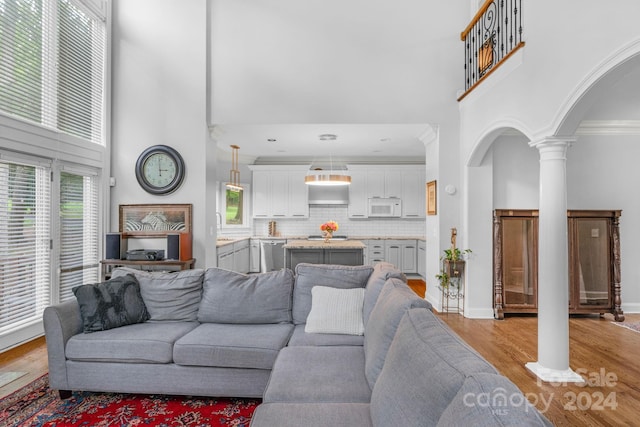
[575,120,640,136]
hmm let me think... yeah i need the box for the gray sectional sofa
[43,262,552,426]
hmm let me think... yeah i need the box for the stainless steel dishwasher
[260,239,286,272]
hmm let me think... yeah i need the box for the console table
[101,258,195,280]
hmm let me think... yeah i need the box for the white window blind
[0,159,51,336]
[0,0,106,144]
[59,170,98,301]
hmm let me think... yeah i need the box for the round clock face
[135,145,185,195]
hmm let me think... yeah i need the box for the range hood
[308,185,349,205]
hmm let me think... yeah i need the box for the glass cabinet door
[501,217,538,308]
[569,218,611,309]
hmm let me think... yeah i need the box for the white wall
[110,0,212,266]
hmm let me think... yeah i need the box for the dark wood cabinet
[493,209,623,321]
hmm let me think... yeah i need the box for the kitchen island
[283,239,366,270]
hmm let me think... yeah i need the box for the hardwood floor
[1,313,639,426]
[0,336,48,399]
[438,312,640,426]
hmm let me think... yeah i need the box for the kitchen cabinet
[216,239,250,273]
[366,240,386,265]
[401,169,426,218]
[347,170,368,218]
[250,166,309,219]
[286,248,364,271]
[418,240,426,279]
[249,239,261,273]
[217,243,235,271]
[233,239,250,273]
[347,165,424,218]
[493,209,624,321]
[385,239,417,274]
[367,170,402,199]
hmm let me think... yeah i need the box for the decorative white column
[526,137,583,383]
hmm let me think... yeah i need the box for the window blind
[0,0,106,144]
[59,170,98,301]
[0,159,51,335]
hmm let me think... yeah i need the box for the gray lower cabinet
[286,248,364,271]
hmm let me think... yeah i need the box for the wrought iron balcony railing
[458,0,525,101]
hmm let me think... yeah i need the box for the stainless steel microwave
[367,198,402,217]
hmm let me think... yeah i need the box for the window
[219,183,251,230]
[0,157,51,343]
[0,0,106,144]
[59,169,98,302]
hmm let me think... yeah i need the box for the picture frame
[119,204,192,237]
[427,180,437,216]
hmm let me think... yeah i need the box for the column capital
[529,136,576,151]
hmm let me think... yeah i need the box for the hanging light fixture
[304,134,351,186]
[226,144,243,192]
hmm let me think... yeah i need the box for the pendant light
[304,134,351,186]
[226,144,243,192]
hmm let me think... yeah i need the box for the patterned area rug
[611,321,640,333]
[0,374,259,427]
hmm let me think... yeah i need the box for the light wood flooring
[1,314,639,426]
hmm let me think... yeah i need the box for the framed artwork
[427,180,437,215]
[119,204,192,237]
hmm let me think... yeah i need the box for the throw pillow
[305,286,365,335]
[72,274,149,333]
[110,267,204,321]
[198,268,294,324]
[292,263,373,324]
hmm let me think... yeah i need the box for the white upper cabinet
[349,165,424,218]
[249,166,309,218]
[348,169,368,218]
[401,168,426,218]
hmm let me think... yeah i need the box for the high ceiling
[213,123,431,163]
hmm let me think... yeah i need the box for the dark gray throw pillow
[72,274,149,333]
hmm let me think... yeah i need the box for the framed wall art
[427,180,437,216]
[119,204,192,237]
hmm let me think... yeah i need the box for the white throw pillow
[305,286,365,335]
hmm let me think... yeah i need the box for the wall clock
[135,145,185,195]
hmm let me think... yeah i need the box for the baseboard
[621,302,640,314]
[464,307,495,319]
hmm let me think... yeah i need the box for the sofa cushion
[370,308,498,426]
[363,262,407,326]
[305,286,365,335]
[293,263,373,324]
[251,403,372,427]
[288,324,364,346]
[364,278,430,389]
[111,267,204,322]
[72,274,149,333]
[436,373,554,427]
[65,321,198,364]
[264,346,371,403]
[173,323,294,370]
[198,268,294,324]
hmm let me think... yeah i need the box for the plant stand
[440,260,465,314]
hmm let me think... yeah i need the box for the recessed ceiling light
[267,138,277,142]
[380,138,390,142]
[319,134,337,141]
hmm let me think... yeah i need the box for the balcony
[458,0,525,101]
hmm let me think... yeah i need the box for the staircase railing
[458,0,524,101]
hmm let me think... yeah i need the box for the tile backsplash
[253,205,425,238]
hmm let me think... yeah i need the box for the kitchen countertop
[283,239,366,249]
[216,235,425,247]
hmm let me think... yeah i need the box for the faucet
[216,212,223,230]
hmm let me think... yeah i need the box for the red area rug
[0,374,259,427]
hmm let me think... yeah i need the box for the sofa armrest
[43,300,82,391]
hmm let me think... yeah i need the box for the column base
[525,362,585,384]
